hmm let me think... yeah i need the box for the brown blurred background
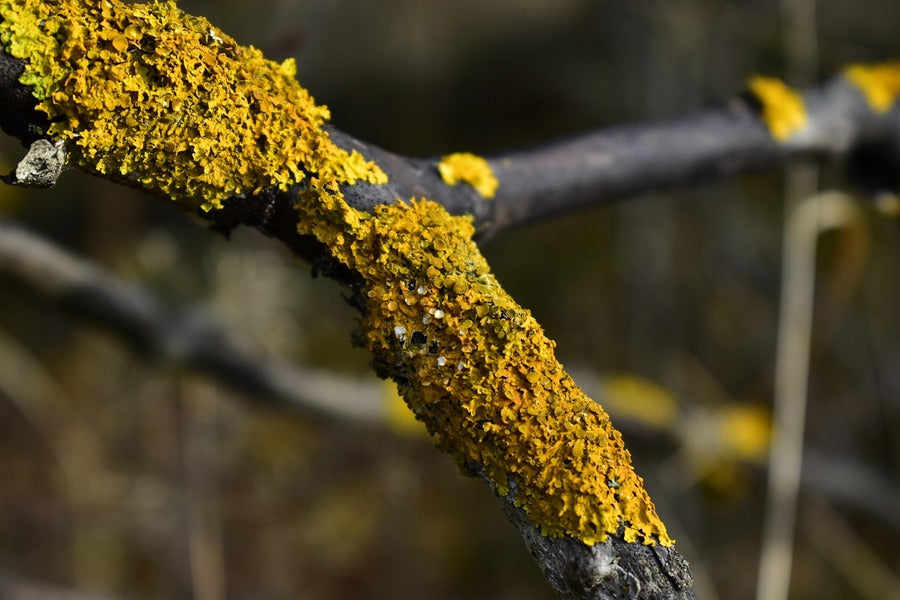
[0,1,898,598]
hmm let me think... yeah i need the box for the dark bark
[486,473,696,600]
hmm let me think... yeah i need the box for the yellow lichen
[747,76,808,141]
[294,193,673,546]
[844,62,900,113]
[0,0,386,211]
[438,152,499,198]
[2,0,672,547]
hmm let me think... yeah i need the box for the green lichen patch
[0,0,386,210]
[438,152,499,198]
[296,196,673,546]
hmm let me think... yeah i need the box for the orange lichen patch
[844,62,900,113]
[0,0,386,211]
[296,195,672,546]
[438,152,499,198]
[747,76,808,141]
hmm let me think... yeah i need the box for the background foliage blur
[0,1,898,598]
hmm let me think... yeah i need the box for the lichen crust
[1,0,673,547]
[295,191,673,546]
[438,152,499,198]
[747,76,808,141]
[844,62,900,113]
[0,0,386,211]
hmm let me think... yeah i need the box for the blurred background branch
[0,217,384,425]
[0,571,120,600]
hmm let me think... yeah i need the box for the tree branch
[0,571,120,600]
[482,79,884,236]
[0,217,384,424]
[9,3,896,599]
[4,48,898,244]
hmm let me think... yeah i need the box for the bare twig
[254,76,900,244]
[758,189,860,600]
[802,453,900,533]
[0,571,120,600]
[0,218,383,424]
[756,4,820,597]
[800,500,900,599]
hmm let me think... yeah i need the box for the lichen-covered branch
[0,1,696,597]
[2,5,689,591]
[3,18,900,244]
[18,1,900,598]
[2,0,667,523]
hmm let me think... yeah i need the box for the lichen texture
[1,0,672,546]
[0,0,386,210]
[295,196,672,545]
[437,152,499,198]
[844,62,900,113]
[747,76,808,141]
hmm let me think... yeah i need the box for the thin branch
[756,2,821,596]
[0,572,120,600]
[0,218,383,424]
[759,191,859,600]
[802,452,900,533]
[799,500,900,599]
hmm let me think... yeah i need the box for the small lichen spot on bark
[438,152,499,198]
[747,76,808,141]
[844,62,900,113]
